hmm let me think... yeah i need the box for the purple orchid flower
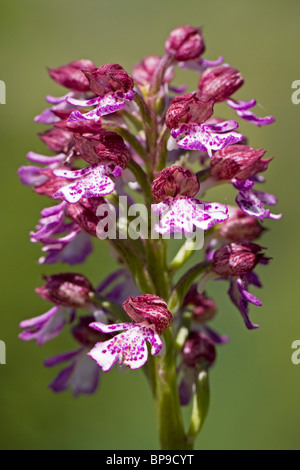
[171,120,244,158]
[53,164,122,204]
[152,197,229,235]
[233,178,282,221]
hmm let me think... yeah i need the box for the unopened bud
[182,332,216,368]
[198,65,243,102]
[83,63,134,96]
[152,166,200,202]
[219,206,265,242]
[123,295,173,335]
[132,56,174,86]
[75,131,130,169]
[165,25,205,61]
[48,60,96,92]
[183,286,216,322]
[212,242,267,277]
[210,144,269,180]
[39,128,74,154]
[36,273,94,307]
[67,197,107,237]
[165,93,214,130]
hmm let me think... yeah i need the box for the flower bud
[212,242,267,277]
[83,63,134,96]
[219,206,265,242]
[55,117,103,135]
[39,128,74,154]
[36,273,94,308]
[66,197,106,237]
[152,166,200,202]
[48,60,96,92]
[210,144,269,180]
[182,332,216,368]
[75,131,130,169]
[165,25,205,61]
[198,65,243,102]
[122,295,173,335]
[183,286,216,322]
[132,55,174,86]
[165,93,214,130]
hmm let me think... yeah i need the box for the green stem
[187,368,210,447]
[168,262,212,314]
[152,330,192,450]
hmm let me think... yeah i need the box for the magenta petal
[53,165,117,203]
[227,98,257,110]
[175,122,244,158]
[236,188,282,221]
[88,323,162,372]
[152,197,228,234]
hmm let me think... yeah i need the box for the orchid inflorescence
[18,25,280,450]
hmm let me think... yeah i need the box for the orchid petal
[152,197,228,234]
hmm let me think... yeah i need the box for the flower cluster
[18,25,280,448]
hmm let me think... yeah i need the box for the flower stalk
[18,24,280,451]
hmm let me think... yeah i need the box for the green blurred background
[0,0,299,450]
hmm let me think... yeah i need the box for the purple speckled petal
[152,197,228,234]
[54,166,93,180]
[53,165,118,203]
[89,322,128,334]
[175,122,244,158]
[203,120,239,133]
[46,92,73,105]
[68,91,135,122]
[232,178,256,191]
[66,96,102,107]
[88,323,162,372]
[236,188,282,221]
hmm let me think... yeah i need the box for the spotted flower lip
[53,164,122,204]
[67,90,135,122]
[171,120,244,158]
[88,321,163,371]
[152,197,228,234]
